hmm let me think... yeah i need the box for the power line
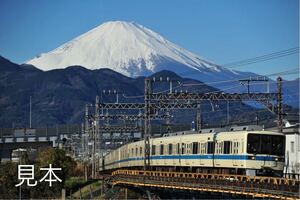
[176,47,299,77]
[181,67,299,87]
[223,47,299,68]
[121,68,298,99]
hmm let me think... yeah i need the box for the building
[283,125,299,179]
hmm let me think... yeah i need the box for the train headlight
[275,158,278,161]
[248,156,255,160]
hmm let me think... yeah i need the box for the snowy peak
[27,21,225,76]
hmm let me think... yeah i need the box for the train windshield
[247,134,285,156]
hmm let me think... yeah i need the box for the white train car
[101,130,285,176]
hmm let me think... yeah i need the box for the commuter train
[100,127,285,177]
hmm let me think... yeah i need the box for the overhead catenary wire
[181,67,299,87]
[176,47,299,77]
[121,68,298,99]
[223,47,299,68]
[118,48,299,99]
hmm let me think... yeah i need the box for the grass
[71,180,102,199]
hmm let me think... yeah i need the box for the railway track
[110,170,300,199]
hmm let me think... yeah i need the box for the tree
[30,147,77,198]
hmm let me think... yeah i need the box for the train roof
[160,129,283,140]
[162,125,264,137]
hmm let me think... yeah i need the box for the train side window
[140,147,143,156]
[168,144,173,155]
[223,141,231,154]
[181,143,185,154]
[152,145,156,155]
[160,144,164,155]
[192,142,198,154]
[136,148,138,156]
[177,143,180,154]
[207,142,215,154]
[131,148,134,156]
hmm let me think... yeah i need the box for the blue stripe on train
[104,154,278,167]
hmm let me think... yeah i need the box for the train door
[191,142,199,166]
[176,143,181,166]
[172,143,176,166]
[214,142,221,167]
[240,139,245,168]
[200,141,205,166]
[185,142,191,166]
[232,140,239,167]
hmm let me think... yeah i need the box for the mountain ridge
[1,55,272,128]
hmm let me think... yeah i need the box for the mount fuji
[27,21,257,89]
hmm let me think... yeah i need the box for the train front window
[247,134,285,156]
[247,134,260,154]
[261,135,272,154]
[272,135,285,156]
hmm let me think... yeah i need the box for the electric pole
[277,77,283,133]
[144,78,151,170]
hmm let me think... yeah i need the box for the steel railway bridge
[105,169,300,199]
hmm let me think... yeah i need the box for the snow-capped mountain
[27,21,255,86]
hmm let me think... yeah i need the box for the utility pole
[84,104,89,156]
[144,78,151,170]
[277,77,283,133]
[91,125,95,179]
[29,96,32,128]
[84,104,89,181]
[196,104,202,131]
[227,100,230,125]
[94,95,100,179]
[139,109,143,139]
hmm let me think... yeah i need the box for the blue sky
[0,0,299,79]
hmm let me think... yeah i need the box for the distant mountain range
[0,21,298,127]
[25,21,299,107]
[0,56,280,128]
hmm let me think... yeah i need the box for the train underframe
[103,165,283,177]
